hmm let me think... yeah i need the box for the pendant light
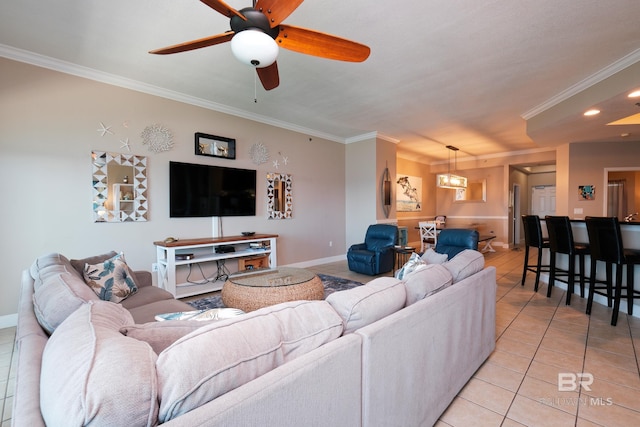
[436,146,467,189]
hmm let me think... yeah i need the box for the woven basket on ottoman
[222,267,324,312]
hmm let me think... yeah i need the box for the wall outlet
[329,241,333,247]
[152,263,158,272]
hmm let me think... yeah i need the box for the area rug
[186,273,364,310]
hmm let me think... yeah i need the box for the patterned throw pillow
[83,253,139,303]
[394,252,426,280]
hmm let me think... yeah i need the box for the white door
[531,185,556,218]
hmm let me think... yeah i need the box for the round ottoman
[222,267,324,312]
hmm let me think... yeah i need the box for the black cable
[185,260,230,285]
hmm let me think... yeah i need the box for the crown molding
[522,48,640,120]
[0,44,349,143]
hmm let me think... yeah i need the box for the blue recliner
[435,229,479,259]
[347,224,399,275]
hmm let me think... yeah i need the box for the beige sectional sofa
[14,249,496,426]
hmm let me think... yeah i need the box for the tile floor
[2,247,640,426]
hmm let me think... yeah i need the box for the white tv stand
[154,234,278,298]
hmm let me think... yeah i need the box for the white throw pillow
[421,248,448,264]
[326,277,406,333]
[442,249,485,283]
[403,264,453,305]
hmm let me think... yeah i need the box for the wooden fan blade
[200,0,246,20]
[257,62,280,90]
[149,32,234,55]
[276,25,370,62]
[255,0,304,28]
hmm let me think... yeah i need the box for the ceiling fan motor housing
[231,8,279,39]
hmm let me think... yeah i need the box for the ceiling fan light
[231,30,278,68]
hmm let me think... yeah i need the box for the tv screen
[169,161,256,217]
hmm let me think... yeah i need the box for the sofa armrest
[133,270,152,288]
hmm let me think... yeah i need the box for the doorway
[531,185,556,218]
[512,184,521,246]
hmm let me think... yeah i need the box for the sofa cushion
[403,264,453,305]
[442,249,485,283]
[32,272,100,334]
[70,250,118,276]
[421,248,448,264]
[394,252,425,280]
[326,276,406,334]
[126,298,196,324]
[155,300,343,422]
[120,285,175,309]
[82,253,139,303]
[30,253,76,290]
[40,301,158,427]
[120,320,217,354]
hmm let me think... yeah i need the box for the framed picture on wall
[195,132,236,159]
[578,185,595,201]
[396,175,422,212]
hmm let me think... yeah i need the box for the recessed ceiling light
[628,90,640,98]
[584,109,600,116]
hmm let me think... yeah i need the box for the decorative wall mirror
[454,179,486,202]
[92,151,148,222]
[267,173,292,219]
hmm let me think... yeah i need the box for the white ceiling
[2,0,640,164]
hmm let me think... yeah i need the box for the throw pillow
[403,264,453,305]
[442,249,485,283]
[421,248,448,264]
[395,252,426,280]
[326,277,406,333]
[156,300,343,422]
[83,252,139,303]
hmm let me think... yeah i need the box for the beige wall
[396,157,434,245]
[0,58,348,320]
[345,137,377,248]
[567,141,640,218]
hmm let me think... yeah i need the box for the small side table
[393,246,416,271]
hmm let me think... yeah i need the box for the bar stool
[544,215,589,305]
[521,215,550,291]
[585,216,640,326]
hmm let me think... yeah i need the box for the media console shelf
[154,234,278,298]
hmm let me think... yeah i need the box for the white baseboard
[0,313,18,329]
[284,255,346,269]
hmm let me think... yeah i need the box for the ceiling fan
[149,0,370,90]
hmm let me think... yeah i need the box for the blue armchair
[435,229,479,259]
[347,224,399,275]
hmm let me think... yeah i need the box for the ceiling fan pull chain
[254,72,258,103]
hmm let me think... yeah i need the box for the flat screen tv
[169,161,256,217]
